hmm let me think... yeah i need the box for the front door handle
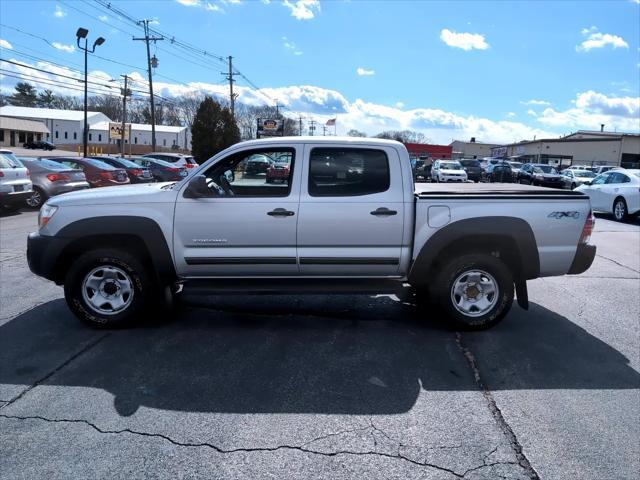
[267,208,295,217]
[370,207,398,216]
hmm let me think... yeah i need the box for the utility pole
[298,116,303,136]
[120,74,129,158]
[134,20,163,151]
[308,120,316,136]
[322,125,328,136]
[222,56,238,118]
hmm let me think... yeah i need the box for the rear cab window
[308,148,390,197]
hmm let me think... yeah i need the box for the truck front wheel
[64,248,157,328]
[434,254,514,330]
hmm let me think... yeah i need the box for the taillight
[130,169,143,176]
[99,172,113,180]
[0,171,4,177]
[579,209,595,244]
[163,167,180,172]
[26,170,30,176]
[46,173,71,182]
[185,163,195,168]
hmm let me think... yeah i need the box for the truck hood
[47,182,181,206]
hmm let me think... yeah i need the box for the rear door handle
[370,207,398,216]
[267,208,295,217]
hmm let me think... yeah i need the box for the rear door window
[308,148,390,197]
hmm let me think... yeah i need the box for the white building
[0,106,191,151]
[450,138,501,159]
[0,106,110,145]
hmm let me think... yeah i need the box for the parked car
[142,152,198,170]
[459,159,482,182]
[18,157,89,208]
[479,158,503,172]
[412,159,429,182]
[561,169,597,190]
[23,140,56,150]
[0,149,33,211]
[576,169,640,221]
[484,162,513,183]
[266,159,291,184]
[55,157,130,188]
[517,163,563,188]
[243,154,274,176]
[593,165,617,175]
[130,157,189,182]
[431,160,467,182]
[507,162,523,180]
[27,137,596,330]
[565,165,596,172]
[90,156,154,184]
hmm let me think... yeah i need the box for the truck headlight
[38,204,58,229]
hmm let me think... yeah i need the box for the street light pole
[76,28,105,158]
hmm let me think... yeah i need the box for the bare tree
[347,129,367,137]
[374,130,430,143]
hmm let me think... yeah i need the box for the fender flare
[56,216,176,283]
[408,216,540,286]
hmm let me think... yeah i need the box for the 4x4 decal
[548,211,580,219]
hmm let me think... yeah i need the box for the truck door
[173,146,302,277]
[297,144,404,276]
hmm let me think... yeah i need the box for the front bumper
[440,176,467,182]
[27,232,70,283]
[568,243,596,275]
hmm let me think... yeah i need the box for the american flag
[325,118,336,126]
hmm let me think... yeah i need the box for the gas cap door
[427,205,451,228]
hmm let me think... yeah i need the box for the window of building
[308,148,390,197]
[64,132,68,139]
[18,132,26,143]
[0,130,4,142]
[74,132,77,140]
[98,134,102,142]
[89,133,93,141]
[55,131,59,139]
[163,139,166,146]
[134,137,138,144]
[198,148,295,198]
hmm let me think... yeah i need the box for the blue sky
[0,0,638,143]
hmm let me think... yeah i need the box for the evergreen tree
[191,96,240,163]
[37,89,56,108]
[10,82,38,107]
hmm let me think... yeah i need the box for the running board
[182,278,407,296]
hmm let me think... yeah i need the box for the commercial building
[0,116,50,148]
[450,138,501,159]
[491,130,640,169]
[0,106,191,152]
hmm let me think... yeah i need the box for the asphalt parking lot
[1,210,638,479]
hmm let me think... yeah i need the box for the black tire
[432,254,514,330]
[571,182,576,190]
[64,248,159,328]
[25,187,46,209]
[613,197,628,222]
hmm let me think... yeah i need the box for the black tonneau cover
[415,182,587,199]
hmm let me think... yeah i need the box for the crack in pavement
[0,413,522,478]
[0,332,111,411]
[456,333,540,480]
[595,254,640,274]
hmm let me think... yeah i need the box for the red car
[266,162,290,184]
[56,157,130,188]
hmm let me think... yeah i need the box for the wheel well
[54,234,154,284]
[424,235,524,282]
[614,196,626,206]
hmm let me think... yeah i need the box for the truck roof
[237,136,405,148]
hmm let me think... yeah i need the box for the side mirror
[183,174,210,198]
[583,181,592,186]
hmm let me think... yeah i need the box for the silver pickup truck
[27,137,596,330]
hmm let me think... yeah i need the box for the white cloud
[221,0,241,3]
[526,109,538,117]
[395,102,405,108]
[0,39,13,50]
[53,4,67,18]
[536,91,639,132]
[576,27,628,52]
[206,3,223,11]
[176,0,202,5]
[506,112,516,117]
[282,0,320,20]
[356,67,375,76]
[282,37,303,55]
[52,42,75,53]
[99,15,109,22]
[520,99,551,106]
[176,0,225,12]
[440,29,489,51]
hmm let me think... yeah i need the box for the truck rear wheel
[64,248,157,328]
[434,254,514,330]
